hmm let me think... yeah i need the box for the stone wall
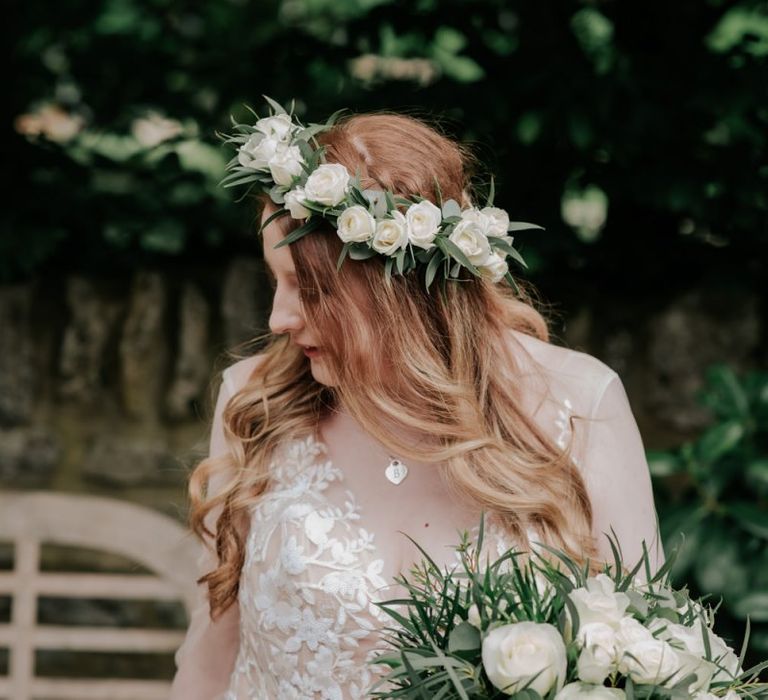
[1,262,764,520]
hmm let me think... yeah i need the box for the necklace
[384,455,409,485]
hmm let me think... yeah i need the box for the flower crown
[219,96,543,293]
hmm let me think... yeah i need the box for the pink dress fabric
[169,329,665,699]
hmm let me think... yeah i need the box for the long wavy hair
[187,108,605,620]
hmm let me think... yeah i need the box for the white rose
[478,250,509,283]
[268,145,305,186]
[467,603,482,629]
[405,200,442,250]
[708,631,743,683]
[372,210,409,256]
[674,650,716,694]
[481,621,567,697]
[304,163,350,206]
[615,616,654,648]
[238,132,281,170]
[337,205,376,243]
[555,681,625,699]
[284,187,311,220]
[569,574,631,630]
[576,622,618,684]
[658,620,742,685]
[459,206,509,238]
[254,113,295,141]
[448,219,492,266]
[618,637,681,686]
[481,206,510,237]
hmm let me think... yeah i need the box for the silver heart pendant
[385,458,408,485]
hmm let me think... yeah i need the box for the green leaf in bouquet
[260,94,288,115]
[441,198,462,220]
[447,621,480,655]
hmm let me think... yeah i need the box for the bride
[169,103,665,699]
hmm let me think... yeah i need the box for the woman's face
[261,207,336,387]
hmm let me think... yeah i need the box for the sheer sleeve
[169,369,240,700]
[582,370,666,580]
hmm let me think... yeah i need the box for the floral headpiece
[219,96,543,293]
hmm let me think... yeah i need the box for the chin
[309,359,336,387]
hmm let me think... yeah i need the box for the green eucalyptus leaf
[261,94,287,115]
[447,621,480,654]
[441,199,462,219]
[507,221,546,231]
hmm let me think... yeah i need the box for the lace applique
[224,434,398,700]
[554,396,580,465]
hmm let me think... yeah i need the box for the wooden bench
[0,490,200,700]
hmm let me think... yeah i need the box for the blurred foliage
[8,0,767,294]
[649,364,768,669]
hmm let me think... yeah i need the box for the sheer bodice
[222,433,520,699]
[169,329,666,700]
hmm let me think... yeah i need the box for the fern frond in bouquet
[366,513,768,699]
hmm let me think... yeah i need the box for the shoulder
[221,353,270,396]
[507,328,618,418]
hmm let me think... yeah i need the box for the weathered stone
[0,284,36,426]
[221,257,268,349]
[0,428,60,483]
[166,283,210,421]
[82,435,179,487]
[119,271,168,422]
[647,287,760,431]
[58,276,123,404]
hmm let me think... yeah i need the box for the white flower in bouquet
[372,211,409,256]
[481,620,567,696]
[467,603,482,629]
[268,144,305,186]
[405,199,442,250]
[284,186,311,220]
[576,622,619,684]
[650,618,743,687]
[569,573,632,631]
[303,162,350,206]
[555,681,625,699]
[337,204,376,243]
[617,634,681,686]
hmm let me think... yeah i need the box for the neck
[322,398,440,460]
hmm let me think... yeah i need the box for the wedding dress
[169,329,665,699]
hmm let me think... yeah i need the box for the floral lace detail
[223,434,408,700]
[554,396,580,466]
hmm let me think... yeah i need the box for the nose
[267,286,305,337]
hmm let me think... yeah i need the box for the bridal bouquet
[367,515,767,699]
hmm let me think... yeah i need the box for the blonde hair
[188,109,604,620]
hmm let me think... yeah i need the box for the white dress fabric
[169,329,666,700]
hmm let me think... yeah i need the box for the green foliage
[648,364,768,668]
[368,513,766,698]
[8,0,767,287]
